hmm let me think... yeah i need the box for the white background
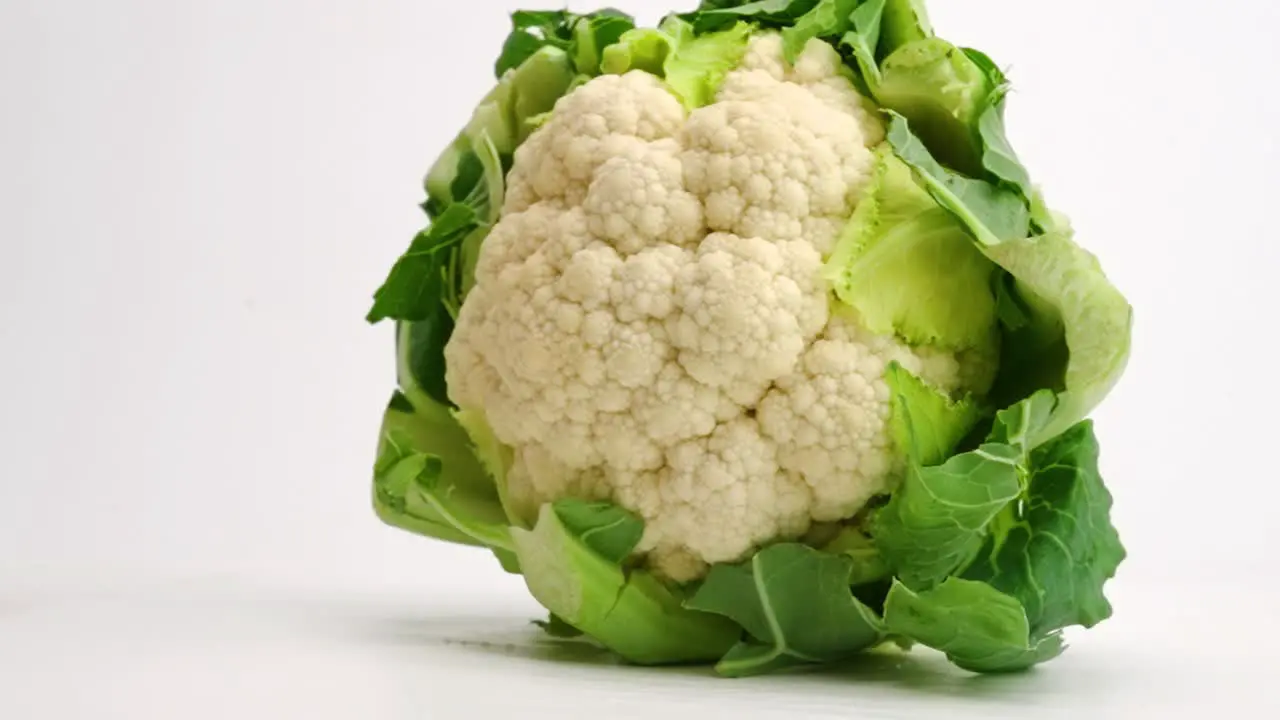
[2,0,1277,717]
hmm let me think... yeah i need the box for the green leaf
[513,503,739,665]
[494,10,575,77]
[412,455,514,551]
[682,0,821,33]
[872,442,1022,589]
[825,146,999,350]
[549,499,644,565]
[570,11,636,75]
[884,578,1064,673]
[840,0,886,90]
[987,388,1057,451]
[780,0,859,62]
[981,228,1133,444]
[603,18,753,109]
[371,393,504,550]
[366,205,480,325]
[885,362,984,467]
[962,47,1034,204]
[875,38,991,175]
[886,113,1030,246]
[962,421,1125,637]
[820,527,892,586]
[686,543,884,677]
[878,0,933,57]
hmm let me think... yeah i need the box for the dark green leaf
[686,543,884,677]
[400,306,454,407]
[886,113,1030,246]
[884,578,1063,673]
[366,204,480,324]
[962,421,1125,637]
[872,443,1022,589]
[682,0,821,33]
[550,499,644,564]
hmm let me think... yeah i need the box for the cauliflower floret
[445,33,983,582]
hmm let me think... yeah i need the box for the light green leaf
[549,499,645,565]
[840,0,886,90]
[876,38,991,175]
[780,0,859,62]
[872,442,1022,589]
[686,543,884,677]
[981,228,1133,444]
[825,146,999,350]
[604,18,752,109]
[878,0,933,56]
[884,578,1064,673]
[962,421,1125,636]
[513,502,739,665]
[885,362,984,467]
[371,393,505,551]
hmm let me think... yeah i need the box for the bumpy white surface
[445,34,965,581]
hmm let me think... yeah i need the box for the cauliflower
[366,2,1132,679]
[444,36,978,581]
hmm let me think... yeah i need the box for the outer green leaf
[494,10,573,77]
[549,499,644,565]
[820,527,891,586]
[987,388,1056,451]
[366,205,480,325]
[886,113,1030,246]
[962,421,1125,636]
[371,393,504,550]
[878,0,933,56]
[682,0,821,33]
[825,146,999,350]
[840,0,886,90]
[686,543,884,677]
[981,228,1133,444]
[876,38,991,175]
[604,18,752,109]
[962,47,1034,203]
[513,503,739,665]
[872,443,1022,589]
[412,455,514,551]
[885,361,984,467]
[570,11,636,75]
[780,0,858,62]
[884,578,1064,673]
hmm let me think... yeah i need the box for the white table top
[2,573,1273,719]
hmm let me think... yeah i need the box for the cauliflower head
[443,35,986,581]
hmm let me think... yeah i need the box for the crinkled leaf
[872,443,1022,589]
[886,113,1030,246]
[884,578,1064,673]
[686,543,884,677]
[885,362,984,467]
[825,147,999,350]
[513,503,739,665]
[962,421,1125,636]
